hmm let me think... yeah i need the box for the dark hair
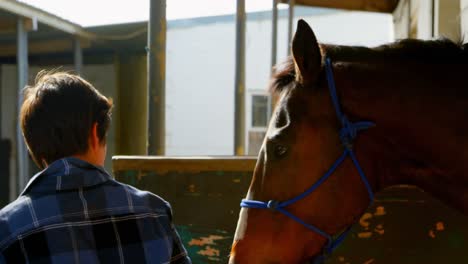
[20,71,113,169]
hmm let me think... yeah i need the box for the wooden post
[234,0,246,155]
[433,0,461,41]
[287,0,295,55]
[73,38,83,75]
[271,0,278,69]
[16,17,30,194]
[147,0,166,155]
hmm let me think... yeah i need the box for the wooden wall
[113,156,468,263]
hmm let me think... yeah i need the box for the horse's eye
[274,145,288,158]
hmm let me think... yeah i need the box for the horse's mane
[271,39,468,94]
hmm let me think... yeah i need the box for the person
[0,71,191,264]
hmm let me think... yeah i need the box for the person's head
[20,71,113,169]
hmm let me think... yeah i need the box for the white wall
[414,0,435,39]
[166,21,236,155]
[165,7,393,155]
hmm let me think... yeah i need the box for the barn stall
[113,156,468,263]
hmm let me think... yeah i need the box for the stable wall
[113,156,468,264]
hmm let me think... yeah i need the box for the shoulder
[0,196,37,249]
[0,195,36,227]
[108,179,173,216]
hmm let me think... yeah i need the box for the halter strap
[240,57,375,257]
[325,57,374,202]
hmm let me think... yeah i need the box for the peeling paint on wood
[357,232,373,239]
[359,213,372,228]
[436,221,445,231]
[114,157,468,263]
[374,206,386,216]
[177,225,232,263]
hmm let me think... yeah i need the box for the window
[246,93,271,155]
[251,95,269,128]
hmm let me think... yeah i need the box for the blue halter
[240,58,375,260]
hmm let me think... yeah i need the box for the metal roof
[280,0,400,13]
[0,4,391,63]
[0,0,95,39]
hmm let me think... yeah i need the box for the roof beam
[0,17,33,34]
[0,0,95,39]
[279,0,400,13]
[0,38,91,57]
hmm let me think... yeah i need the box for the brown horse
[229,19,468,263]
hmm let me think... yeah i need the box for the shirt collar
[20,157,113,195]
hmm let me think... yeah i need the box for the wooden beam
[0,17,33,34]
[113,156,257,173]
[279,0,400,13]
[0,38,91,57]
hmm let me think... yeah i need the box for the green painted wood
[177,225,232,263]
[114,157,468,263]
[329,186,468,263]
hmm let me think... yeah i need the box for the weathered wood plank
[113,156,468,263]
[113,156,257,173]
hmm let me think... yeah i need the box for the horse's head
[230,20,375,263]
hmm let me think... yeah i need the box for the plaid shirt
[0,157,191,264]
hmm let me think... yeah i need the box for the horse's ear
[292,19,322,85]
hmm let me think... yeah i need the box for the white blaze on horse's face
[267,91,291,138]
[233,90,291,238]
[231,19,376,264]
[263,90,292,169]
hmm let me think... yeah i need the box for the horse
[229,19,468,263]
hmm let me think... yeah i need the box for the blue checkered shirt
[0,157,191,264]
